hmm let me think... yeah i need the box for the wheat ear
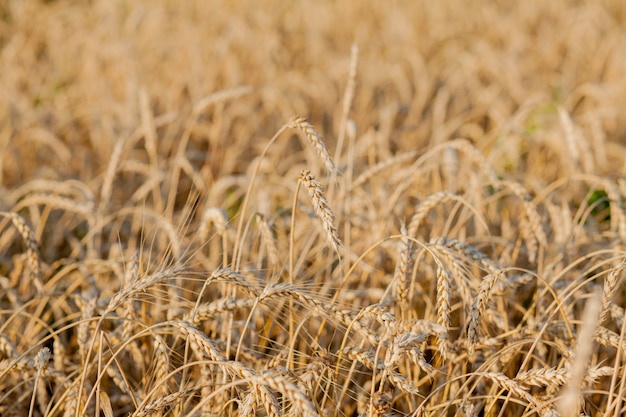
[467,270,506,354]
[298,170,343,251]
[600,259,626,325]
[0,211,42,292]
[289,116,337,174]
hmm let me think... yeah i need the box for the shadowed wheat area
[2,0,626,416]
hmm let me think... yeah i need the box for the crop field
[2,0,626,416]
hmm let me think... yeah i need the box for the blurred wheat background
[1,1,626,416]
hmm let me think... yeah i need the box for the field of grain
[2,1,626,416]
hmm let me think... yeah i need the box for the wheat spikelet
[366,390,393,417]
[198,207,228,243]
[0,335,17,359]
[610,303,624,328]
[253,370,320,417]
[595,326,626,353]
[121,253,140,341]
[597,176,626,240]
[298,169,343,251]
[344,346,421,397]
[558,106,582,172]
[467,270,506,353]
[386,333,433,376]
[106,266,185,313]
[152,334,170,398]
[207,268,260,298]
[100,138,125,208]
[259,282,378,344]
[516,367,568,388]
[499,180,547,261]
[193,85,253,115]
[289,116,336,174]
[238,390,257,417]
[256,213,280,266]
[30,346,52,416]
[478,371,543,409]
[349,150,418,191]
[407,191,458,238]
[435,262,451,360]
[430,237,500,275]
[12,194,94,217]
[600,259,626,325]
[394,223,414,314]
[63,380,88,417]
[172,321,281,417]
[184,297,256,326]
[76,293,98,364]
[445,138,499,185]
[133,389,193,417]
[0,211,42,292]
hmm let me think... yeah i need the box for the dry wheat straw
[289,117,336,174]
[298,170,343,251]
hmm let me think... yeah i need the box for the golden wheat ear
[289,117,338,175]
[297,169,343,252]
[0,211,42,293]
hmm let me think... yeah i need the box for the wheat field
[1,1,626,416]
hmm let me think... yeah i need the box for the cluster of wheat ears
[2,1,626,416]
